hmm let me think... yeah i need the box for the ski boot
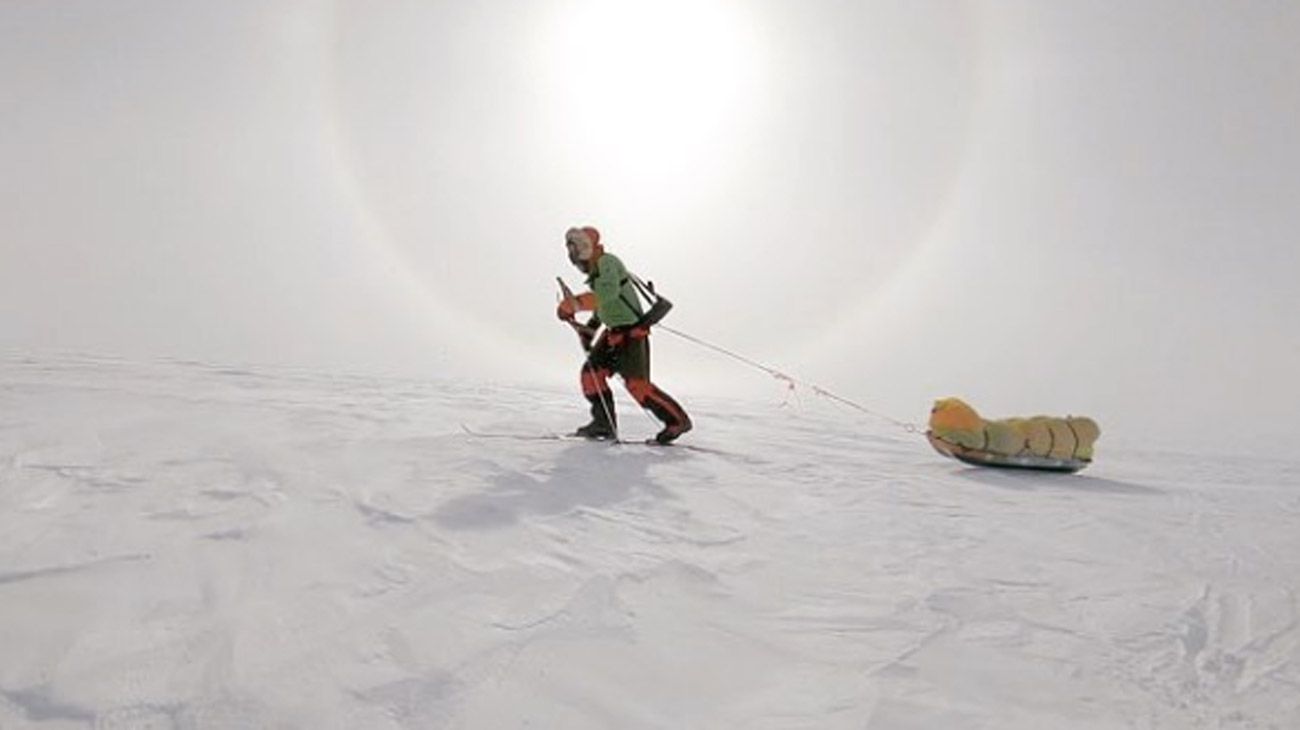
[575,391,617,440]
[575,421,617,440]
[652,418,693,445]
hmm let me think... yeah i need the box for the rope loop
[659,325,918,436]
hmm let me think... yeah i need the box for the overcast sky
[3,0,1298,454]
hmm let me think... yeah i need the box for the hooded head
[929,397,982,434]
[565,226,602,270]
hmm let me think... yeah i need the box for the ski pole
[556,277,594,352]
[557,277,618,440]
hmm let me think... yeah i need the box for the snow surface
[1,352,1298,729]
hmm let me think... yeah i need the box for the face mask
[565,231,594,264]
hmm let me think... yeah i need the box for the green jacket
[586,253,644,328]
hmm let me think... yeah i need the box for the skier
[556,226,692,444]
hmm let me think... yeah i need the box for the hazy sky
[3,0,1298,453]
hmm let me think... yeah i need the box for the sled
[926,431,1090,473]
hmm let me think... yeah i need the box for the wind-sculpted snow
[0,352,1297,728]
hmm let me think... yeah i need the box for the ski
[460,425,734,457]
[460,424,576,441]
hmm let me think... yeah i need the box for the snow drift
[1,352,1297,728]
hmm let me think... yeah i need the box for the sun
[540,0,763,193]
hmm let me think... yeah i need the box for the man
[556,226,692,444]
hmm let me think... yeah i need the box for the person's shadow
[433,442,675,530]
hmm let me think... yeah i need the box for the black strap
[599,269,658,320]
[619,295,642,317]
[620,273,650,316]
[627,272,659,303]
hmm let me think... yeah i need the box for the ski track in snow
[0,352,1298,728]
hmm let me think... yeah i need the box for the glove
[556,292,596,321]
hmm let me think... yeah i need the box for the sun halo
[541,0,763,195]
